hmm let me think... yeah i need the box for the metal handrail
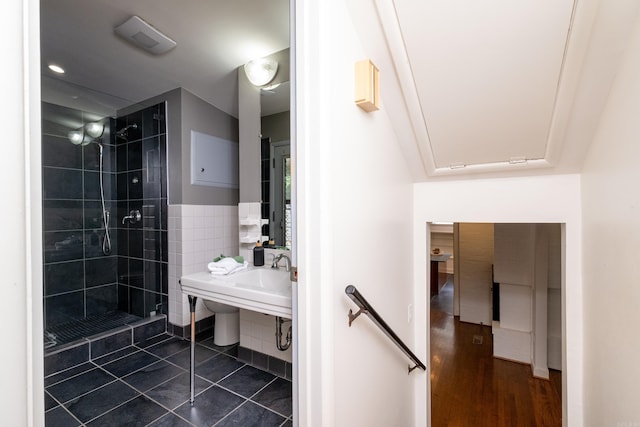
[345,285,426,373]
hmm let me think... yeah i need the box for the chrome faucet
[271,253,291,272]
[122,209,142,225]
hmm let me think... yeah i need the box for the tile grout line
[45,356,117,390]
[44,378,88,425]
[99,348,168,379]
[246,377,293,419]
[120,363,186,395]
[44,364,94,388]
[207,362,249,386]
[125,375,207,427]
[52,375,121,408]
[246,376,279,400]
[211,400,251,426]
[143,409,197,427]
[81,389,144,425]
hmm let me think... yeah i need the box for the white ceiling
[395,0,574,169]
[40,0,290,118]
[368,0,640,179]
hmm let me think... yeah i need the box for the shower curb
[44,315,166,377]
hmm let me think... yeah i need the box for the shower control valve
[122,209,142,225]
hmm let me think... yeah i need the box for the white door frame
[427,221,565,423]
[414,175,583,425]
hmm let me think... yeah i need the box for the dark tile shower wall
[115,103,169,318]
[42,103,118,327]
[42,102,168,331]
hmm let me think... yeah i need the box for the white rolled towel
[208,258,248,275]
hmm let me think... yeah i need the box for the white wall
[414,174,583,425]
[493,223,559,376]
[493,224,535,365]
[581,12,640,425]
[494,224,536,286]
[1,4,27,419]
[238,67,261,203]
[458,223,494,325]
[296,0,418,424]
[2,0,44,424]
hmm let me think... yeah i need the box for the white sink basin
[231,268,291,292]
[180,267,292,318]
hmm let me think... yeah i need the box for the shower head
[115,123,138,140]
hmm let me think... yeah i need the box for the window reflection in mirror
[272,141,291,248]
[260,81,290,249]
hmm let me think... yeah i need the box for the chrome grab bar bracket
[345,284,427,374]
[348,308,366,327]
[408,364,420,374]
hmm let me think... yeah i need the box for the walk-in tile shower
[42,101,168,349]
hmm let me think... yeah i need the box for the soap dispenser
[253,241,264,266]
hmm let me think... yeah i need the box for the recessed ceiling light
[48,64,65,74]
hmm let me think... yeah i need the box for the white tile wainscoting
[240,309,292,363]
[167,203,291,364]
[167,204,239,327]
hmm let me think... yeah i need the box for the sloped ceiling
[372,0,640,179]
[395,0,574,169]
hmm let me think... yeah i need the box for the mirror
[260,81,291,248]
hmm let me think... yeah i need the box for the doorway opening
[429,222,563,425]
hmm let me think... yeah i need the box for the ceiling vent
[114,16,176,55]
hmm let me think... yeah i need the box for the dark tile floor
[45,334,293,426]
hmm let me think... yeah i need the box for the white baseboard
[532,363,550,379]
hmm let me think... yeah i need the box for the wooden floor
[430,277,562,427]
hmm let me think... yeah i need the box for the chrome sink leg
[188,295,197,406]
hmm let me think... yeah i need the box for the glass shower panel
[41,102,168,349]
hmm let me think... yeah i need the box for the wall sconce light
[244,57,279,87]
[68,129,85,145]
[354,59,380,112]
[68,122,105,145]
[86,122,105,138]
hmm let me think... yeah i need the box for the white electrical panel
[190,130,239,188]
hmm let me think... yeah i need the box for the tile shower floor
[45,334,293,426]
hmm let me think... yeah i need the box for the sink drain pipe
[275,317,292,351]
